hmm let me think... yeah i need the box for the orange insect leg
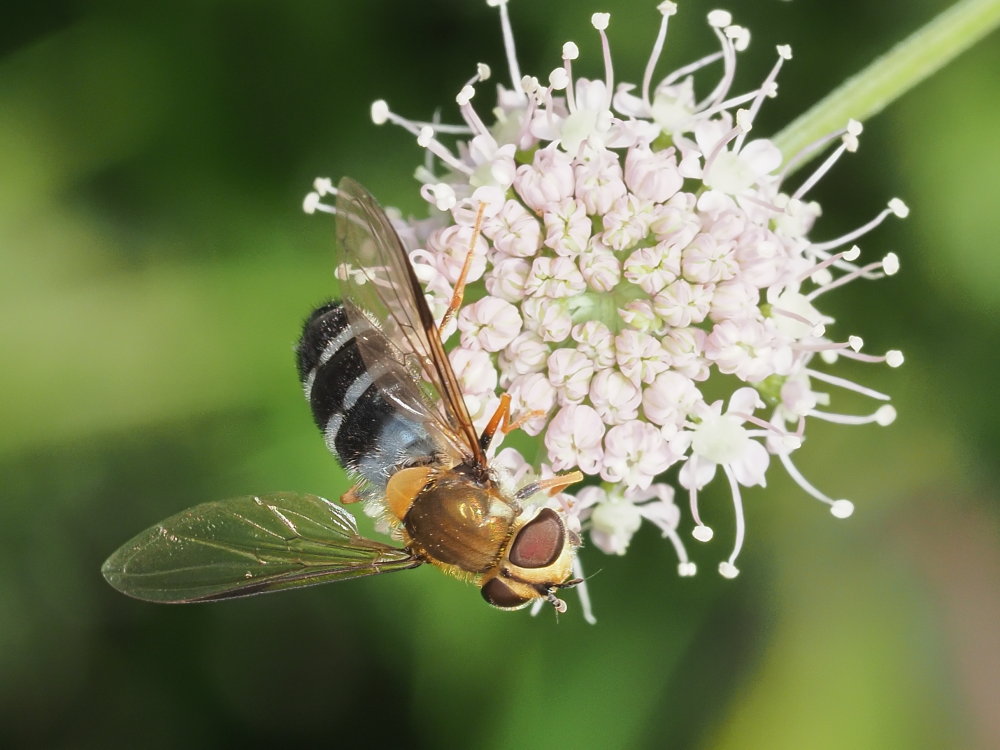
[438,200,486,335]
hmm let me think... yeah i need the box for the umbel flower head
[306,0,905,620]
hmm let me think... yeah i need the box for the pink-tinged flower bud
[575,146,627,215]
[482,199,542,258]
[681,233,738,284]
[499,331,550,380]
[514,144,576,212]
[506,373,556,436]
[578,242,622,292]
[571,320,616,370]
[617,299,661,333]
[589,369,642,424]
[601,421,679,490]
[457,296,522,352]
[649,197,701,247]
[547,348,595,405]
[706,209,747,243]
[601,194,653,251]
[708,280,759,322]
[662,326,709,381]
[733,227,787,288]
[424,224,489,284]
[485,257,531,303]
[625,144,683,203]
[543,197,591,257]
[653,279,714,327]
[624,243,681,295]
[521,297,572,343]
[545,404,605,475]
[642,371,702,436]
[615,330,669,385]
[449,347,499,395]
[524,256,587,298]
[704,318,792,383]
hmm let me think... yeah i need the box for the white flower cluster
[306,1,904,591]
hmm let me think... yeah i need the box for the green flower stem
[774,0,1000,164]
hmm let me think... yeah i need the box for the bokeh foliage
[1,1,998,748]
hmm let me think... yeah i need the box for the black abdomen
[296,303,438,495]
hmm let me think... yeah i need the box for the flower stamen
[641,2,677,109]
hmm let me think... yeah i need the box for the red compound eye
[508,508,564,569]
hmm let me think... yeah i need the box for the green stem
[774,0,1000,164]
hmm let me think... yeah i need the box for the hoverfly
[102,178,584,613]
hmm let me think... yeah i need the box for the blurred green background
[2,1,998,748]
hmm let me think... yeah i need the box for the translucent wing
[101,492,421,603]
[334,177,485,465]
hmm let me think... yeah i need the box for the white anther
[370,100,390,125]
[302,192,321,214]
[719,562,740,578]
[520,75,541,95]
[591,12,610,31]
[842,245,861,262]
[549,68,569,90]
[875,405,897,426]
[727,26,750,51]
[312,177,334,195]
[830,499,855,519]
[708,10,732,27]
[457,85,476,106]
[692,525,714,542]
